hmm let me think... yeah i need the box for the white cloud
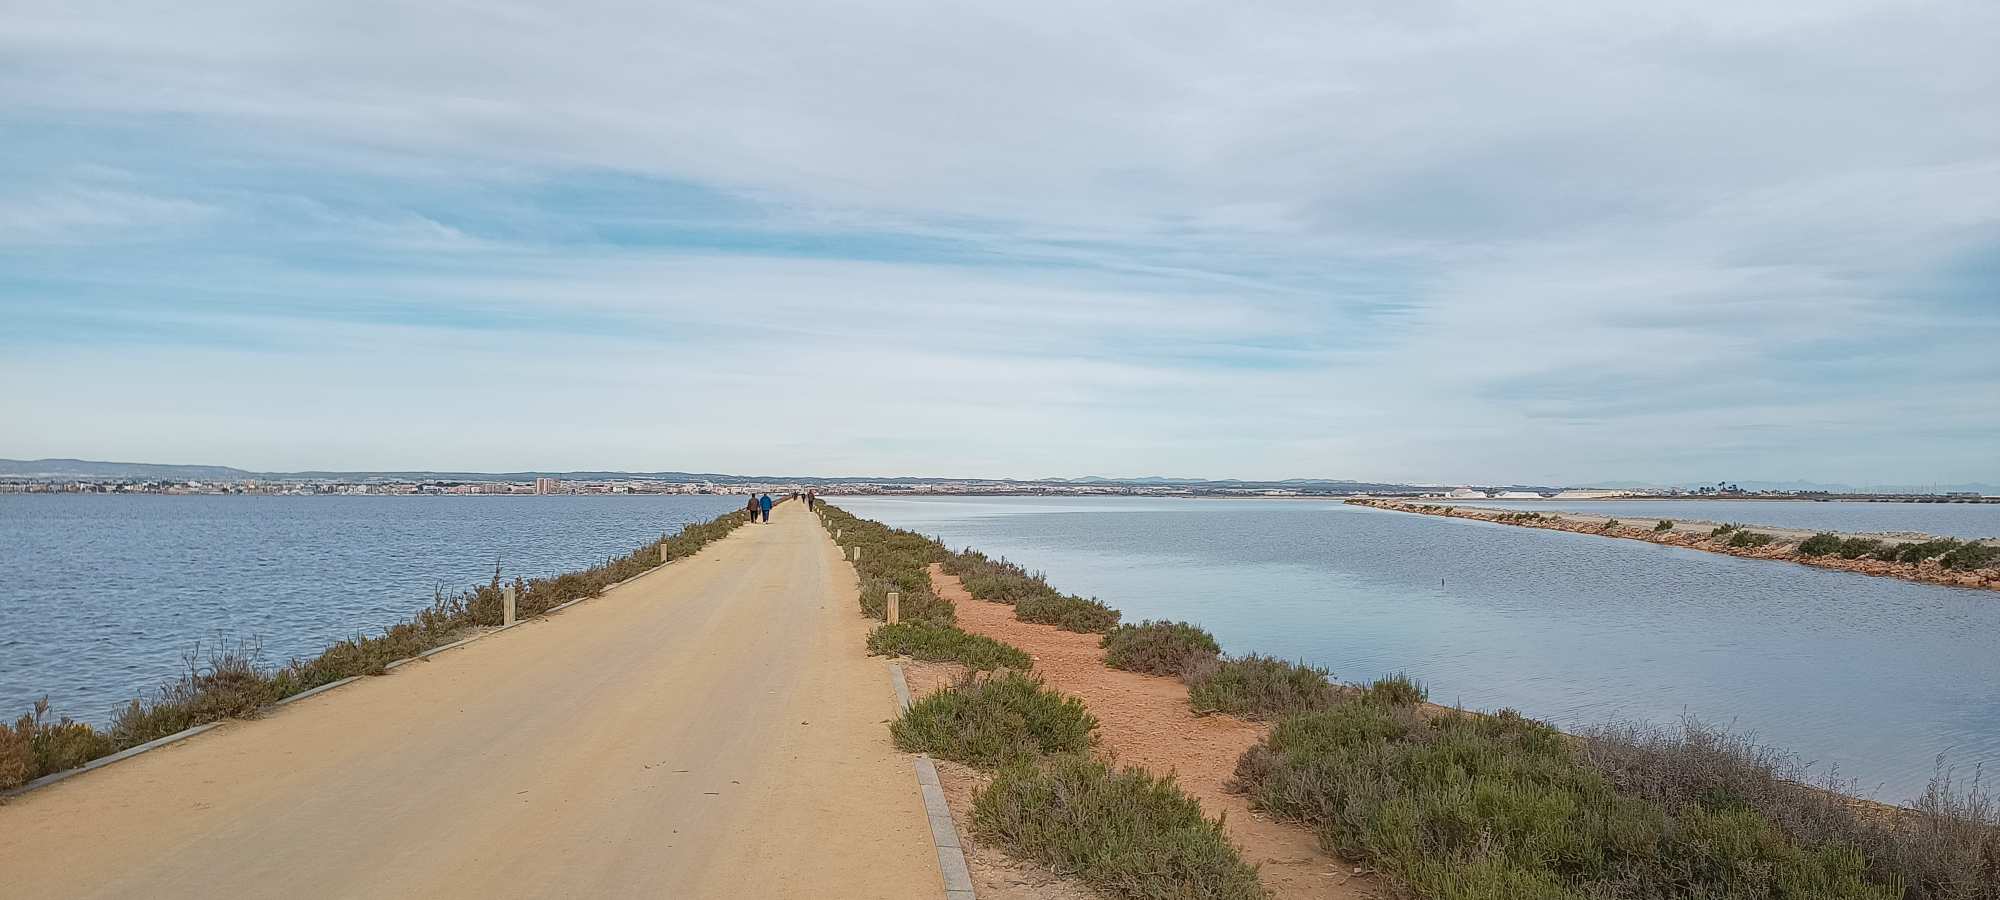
[0,0,1994,483]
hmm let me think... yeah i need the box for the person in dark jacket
[746,494,760,522]
[758,493,773,522]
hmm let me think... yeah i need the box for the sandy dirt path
[0,503,941,899]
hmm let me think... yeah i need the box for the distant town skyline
[4,1,1995,485]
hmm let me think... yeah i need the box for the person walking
[758,493,773,523]
[746,493,760,523]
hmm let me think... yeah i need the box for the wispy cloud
[0,0,1994,482]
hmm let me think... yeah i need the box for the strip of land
[1349,498,2000,591]
[0,504,942,899]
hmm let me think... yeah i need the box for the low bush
[1603,518,1621,530]
[1101,621,1221,676]
[1580,721,2000,900]
[1943,541,2000,571]
[866,621,1030,671]
[1233,699,1910,900]
[890,672,1097,768]
[1728,529,1777,548]
[1712,522,1742,537]
[974,753,1264,900]
[819,504,955,624]
[1,698,116,790]
[1016,593,1121,633]
[1837,536,1887,559]
[1357,672,1427,707]
[1800,532,1845,556]
[1185,654,1338,720]
[943,549,1061,605]
[1654,519,1675,532]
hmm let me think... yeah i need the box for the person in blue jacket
[758,493,773,523]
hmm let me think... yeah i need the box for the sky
[2,0,1995,485]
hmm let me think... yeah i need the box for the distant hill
[0,458,257,480]
[1,458,1436,492]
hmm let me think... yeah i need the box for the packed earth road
[0,503,943,899]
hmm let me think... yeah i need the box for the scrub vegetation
[943,546,1122,632]
[1101,620,1221,676]
[1,507,756,791]
[835,505,1263,898]
[1184,654,1340,720]
[975,754,1266,900]
[890,671,1097,768]
[866,621,1031,671]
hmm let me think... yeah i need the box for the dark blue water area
[0,494,741,725]
[840,496,2000,802]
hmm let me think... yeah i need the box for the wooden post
[502,585,517,627]
[853,545,862,562]
[659,542,670,563]
[887,591,900,624]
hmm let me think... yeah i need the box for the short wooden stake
[502,585,517,627]
[853,545,862,562]
[887,591,900,624]
[658,542,670,563]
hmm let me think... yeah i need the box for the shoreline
[1348,498,2000,592]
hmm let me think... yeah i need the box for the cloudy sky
[3,0,1995,484]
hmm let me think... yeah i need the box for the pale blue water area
[839,495,2000,802]
[1434,498,2000,540]
[0,494,741,726]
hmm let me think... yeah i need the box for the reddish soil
[927,565,1383,900]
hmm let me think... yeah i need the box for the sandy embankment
[1351,499,2000,592]
[906,564,1384,900]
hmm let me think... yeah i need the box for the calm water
[1434,498,2000,539]
[841,496,2000,802]
[0,494,740,725]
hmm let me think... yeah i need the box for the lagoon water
[0,494,740,727]
[840,495,2000,802]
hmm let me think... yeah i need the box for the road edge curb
[890,661,977,900]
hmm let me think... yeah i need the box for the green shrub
[820,505,956,624]
[1836,537,1886,559]
[1711,522,1742,537]
[1016,593,1121,633]
[1357,672,1428,707]
[890,672,1097,768]
[1233,699,1904,900]
[1653,519,1675,532]
[867,621,1030,671]
[1942,541,2000,571]
[1799,532,1844,556]
[1727,529,1776,548]
[1580,721,2000,900]
[974,754,1264,900]
[1185,654,1338,719]
[1603,518,1621,530]
[944,549,1062,605]
[1101,621,1220,676]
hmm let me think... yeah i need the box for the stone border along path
[891,659,979,899]
[0,568,645,801]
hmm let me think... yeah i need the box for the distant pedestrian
[746,494,760,522]
[759,493,773,523]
